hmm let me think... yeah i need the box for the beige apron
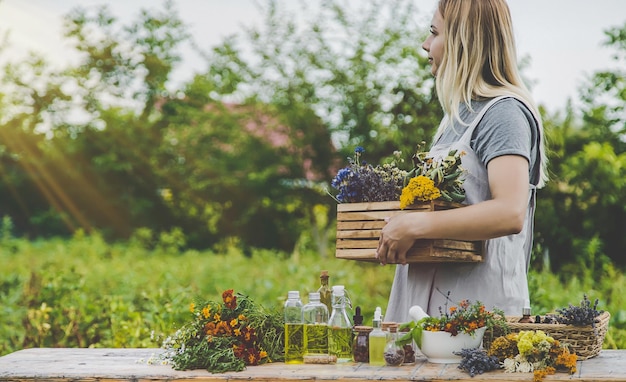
[384,96,537,321]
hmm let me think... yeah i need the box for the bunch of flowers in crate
[332,145,480,264]
[330,144,466,206]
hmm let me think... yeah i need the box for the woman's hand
[376,212,430,265]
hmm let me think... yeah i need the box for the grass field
[1,231,624,356]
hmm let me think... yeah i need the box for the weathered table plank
[0,348,625,381]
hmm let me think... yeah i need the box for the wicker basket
[483,311,610,360]
[335,200,483,264]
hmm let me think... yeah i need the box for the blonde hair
[434,0,548,187]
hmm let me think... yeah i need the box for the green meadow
[1,232,625,357]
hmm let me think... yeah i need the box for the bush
[1,233,624,357]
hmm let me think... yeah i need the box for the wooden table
[0,348,625,381]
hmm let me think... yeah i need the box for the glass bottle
[317,270,332,313]
[518,300,534,323]
[353,325,373,363]
[284,290,304,364]
[368,307,386,366]
[302,292,329,356]
[399,326,416,364]
[327,285,353,363]
[383,324,405,366]
[352,306,364,326]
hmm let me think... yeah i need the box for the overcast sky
[1,0,625,113]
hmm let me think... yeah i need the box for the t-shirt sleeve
[471,98,536,168]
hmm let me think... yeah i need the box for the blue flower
[330,146,407,203]
[331,167,353,189]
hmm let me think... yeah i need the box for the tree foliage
[0,0,438,252]
[534,22,626,269]
[1,0,626,272]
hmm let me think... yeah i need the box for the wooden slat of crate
[336,200,482,264]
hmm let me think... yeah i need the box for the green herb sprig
[158,290,284,373]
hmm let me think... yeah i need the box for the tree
[0,1,190,238]
[0,0,443,253]
[534,22,626,269]
[196,0,440,251]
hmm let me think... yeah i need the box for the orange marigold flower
[238,314,246,321]
[247,350,260,365]
[233,344,244,358]
[556,350,577,373]
[241,326,257,342]
[205,322,216,334]
[216,320,232,336]
[222,289,234,299]
[222,289,237,309]
[533,367,554,382]
[260,350,268,359]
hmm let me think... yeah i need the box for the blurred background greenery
[1,0,625,355]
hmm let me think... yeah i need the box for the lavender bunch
[455,348,500,377]
[330,147,407,203]
[556,295,603,327]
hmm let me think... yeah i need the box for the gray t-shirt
[435,98,541,186]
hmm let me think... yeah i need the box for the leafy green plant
[397,299,508,349]
[157,290,283,373]
[1,232,626,359]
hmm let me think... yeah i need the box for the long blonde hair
[434,0,548,187]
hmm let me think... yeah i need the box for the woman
[376,0,548,320]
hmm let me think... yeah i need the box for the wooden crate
[335,200,483,264]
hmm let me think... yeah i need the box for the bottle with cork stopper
[327,285,353,363]
[317,270,332,313]
[383,323,404,366]
[518,299,534,323]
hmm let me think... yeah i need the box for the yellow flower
[189,302,195,313]
[517,337,534,355]
[202,306,211,319]
[531,330,549,344]
[399,175,441,209]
